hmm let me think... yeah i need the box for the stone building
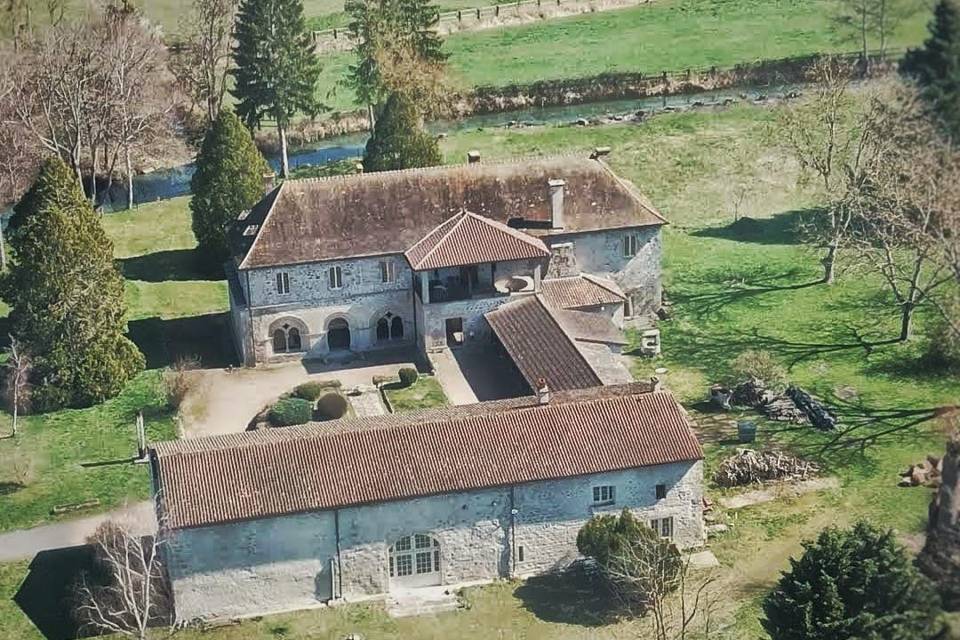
[227,153,666,371]
[151,383,705,622]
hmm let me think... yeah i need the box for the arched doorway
[327,318,351,351]
[389,534,441,588]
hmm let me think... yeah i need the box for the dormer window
[237,209,251,221]
[243,224,259,237]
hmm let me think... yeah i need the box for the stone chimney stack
[467,150,481,164]
[536,377,551,405]
[650,376,662,392]
[548,179,565,229]
[263,172,277,194]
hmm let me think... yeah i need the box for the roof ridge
[580,273,626,298]
[283,151,595,187]
[415,210,469,269]
[462,211,551,253]
[238,182,286,270]
[595,160,669,225]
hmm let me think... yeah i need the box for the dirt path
[180,357,415,439]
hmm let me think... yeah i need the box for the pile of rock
[714,448,820,488]
[898,455,943,488]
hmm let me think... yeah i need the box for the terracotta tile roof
[541,274,626,309]
[485,295,603,392]
[556,308,628,345]
[151,384,702,530]
[234,156,666,269]
[405,211,550,271]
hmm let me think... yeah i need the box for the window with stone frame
[379,259,397,283]
[622,234,639,258]
[592,484,616,505]
[656,484,667,500]
[650,517,674,540]
[328,266,343,290]
[275,272,290,295]
[623,295,634,319]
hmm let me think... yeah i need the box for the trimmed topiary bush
[398,367,419,388]
[293,380,342,401]
[315,392,349,421]
[269,397,313,427]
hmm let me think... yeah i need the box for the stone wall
[165,461,703,621]
[418,294,522,351]
[545,227,662,316]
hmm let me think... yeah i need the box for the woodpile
[786,386,838,430]
[760,395,809,423]
[898,455,943,488]
[713,448,821,488]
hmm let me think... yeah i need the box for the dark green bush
[398,367,419,387]
[315,392,349,421]
[293,380,342,401]
[269,397,313,427]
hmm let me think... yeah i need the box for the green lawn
[383,376,450,413]
[315,0,931,112]
[0,371,176,534]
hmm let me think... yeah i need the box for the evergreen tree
[345,0,447,110]
[363,92,441,172]
[190,110,270,266]
[762,521,943,640]
[1,157,144,410]
[231,0,323,178]
[902,0,960,138]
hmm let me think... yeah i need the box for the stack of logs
[898,456,943,488]
[711,378,838,430]
[714,448,820,487]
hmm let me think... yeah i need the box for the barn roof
[231,155,666,270]
[151,384,702,530]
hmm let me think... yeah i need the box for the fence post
[495,4,499,16]
[458,9,462,20]
[476,7,481,18]
[333,28,338,40]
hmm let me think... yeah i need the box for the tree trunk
[125,146,134,210]
[11,389,18,438]
[367,103,376,132]
[0,222,7,272]
[90,145,99,206]
[899,301,914,341]
[917,430,960,609]
[822,244,838,284]
[278,124,290,179]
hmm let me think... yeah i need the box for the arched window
[389,534,441,586]
[271,321,307,354]
[376,317,390,342]
[391,316,404,339]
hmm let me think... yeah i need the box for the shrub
[924,298,960,371]
[292,380,341,401]
[762,521,943,640]
[315,392,349,421]
[269,397,313,427]
[398,367,419,387]
[163,355,201,410]
[730,349,788,391]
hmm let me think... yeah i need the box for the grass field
[383,376,450,413]
[1,98,958,639]
[314,0,931,112]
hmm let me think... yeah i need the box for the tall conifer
[1,158,144,410]
[903,0,960,137]
[191,110,270,266]
[363,92,441,172]
[231,0,323,178]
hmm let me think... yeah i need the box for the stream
[95,82,798,211]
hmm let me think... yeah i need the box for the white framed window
[328,266,343,290]
[656,484,667,500]
[380,259,397,283]
[622,234,639,257]
[650,517,674,540]
[592,485,616,505]
[275,272,290,295]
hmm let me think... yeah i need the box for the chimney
[536,377,551,405]
[650,376,662,392]
[263,171,276,194]
[548,179,565,229]
[354,162,364,174]
[467,150,481,164]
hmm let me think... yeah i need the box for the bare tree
[170,0,237,126]
[73,519,173,640]
[834,0,918,62]
[843,82,956,341]
[777,57,862,283]
[2,336,32,438]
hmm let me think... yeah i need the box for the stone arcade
[151,383,705,622]
[226,153,666,376]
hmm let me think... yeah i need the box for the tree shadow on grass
[127,313,238,370]
[118,249,222,282]
[514,561,619,627]
[14,545,95,640]
[669,264,822,318]
[690,209,817,246]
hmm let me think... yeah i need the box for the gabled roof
[485,295,604,392]
[541,274,626,309]
[556,308,629,345]
[151,384,703,530]
[233,155,667,270]
[405,211,550,271]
